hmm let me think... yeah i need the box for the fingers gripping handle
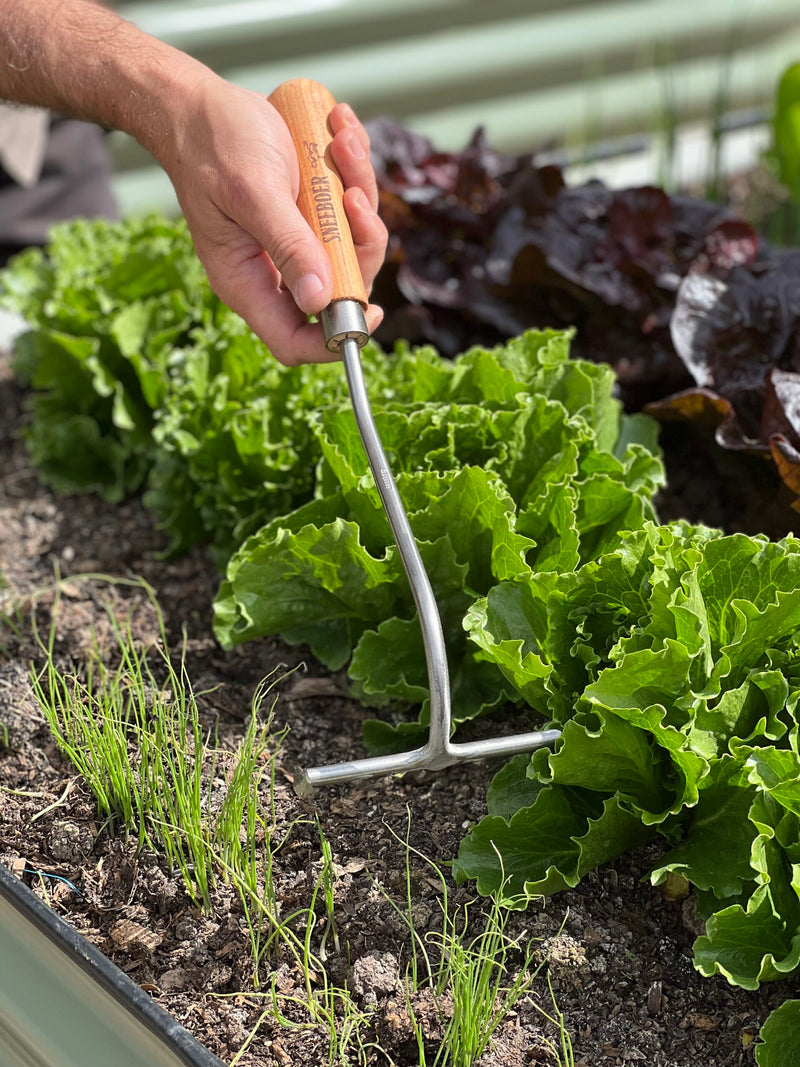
[268,78,366,304]
[269,78,368,352]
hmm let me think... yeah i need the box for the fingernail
[357,188,374,213]
[342,104,359,127]
[294,272,325,311]
[348,130,366,159]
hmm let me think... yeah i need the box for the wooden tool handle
[269,78,368,308]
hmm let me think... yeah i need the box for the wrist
[107,38,220,170]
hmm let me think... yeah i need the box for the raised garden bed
[0,340,788,1066]
[3,118,800,1064]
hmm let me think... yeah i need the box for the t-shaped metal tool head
[269,80,560,795]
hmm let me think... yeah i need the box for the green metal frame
[0,863,224,1067]
[110,0,800,216]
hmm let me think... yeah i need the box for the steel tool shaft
[269,80,560,793]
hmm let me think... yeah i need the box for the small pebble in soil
[200,961,232,990]
[647,979,664,1015]
[49,820,94,864]
[172,916,199,942]
[225,1007,250,1050]
[541,933,591,990]
[350,950,400,1007]
[159,966,192,993]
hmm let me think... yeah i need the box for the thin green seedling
[652,40,680,193]
[224,821,378,1063]
[530,972,575,1067]
[0,785,49,799]
[572,52,608,173]
[0,573,27,652]
[208,843,288,987]
[208,679,305,984]
[214,675,299,987]
[229,1001,290,1066]
[703,2,756,205]
[28,777,78,826]
[133,624,217,909]
[266,979,374,1066]
[367,810,441,995]
[29,868,53,908]
[30,615,142,838]
[41,583,219,907]
[302,867,338,1062]
[234,813,296,983]
[427,888,540,1067]
[216,847,378,1065]
[316,817,340,960]
[368,810,456,997]
[246,842,279,986]
[231,806,300,990]
[215,835,322,983]
[29,573,294,913]
[371,813,554,1067]
[24,569,288,906]
[703,25,738,204]
[221,980,386,1067]
[31,578,146,839]
[764,61,800,245]
[221,800,275,988]
[652,9,753,203]
[412,888,542,1066]
[145,677,290,918]
[214,673,288,880]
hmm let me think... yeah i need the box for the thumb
[259,196,334,314]
[244,101,335,314]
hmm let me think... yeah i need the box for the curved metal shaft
[294,303,559,795]
[340,335,452,754]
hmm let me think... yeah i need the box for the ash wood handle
[269,78,368,308]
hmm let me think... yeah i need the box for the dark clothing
[0,114,119,265]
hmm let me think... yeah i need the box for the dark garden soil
[0,340,797,1067]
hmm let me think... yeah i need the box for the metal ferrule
[321,299,368,353]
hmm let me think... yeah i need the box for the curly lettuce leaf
[455,781,653,901]
[459,524,800,995]
[756,999,800,1065]
[2,214,211,502]
[214,329,663,737]
[651,756,758,899]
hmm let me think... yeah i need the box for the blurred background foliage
[112,0,800,229]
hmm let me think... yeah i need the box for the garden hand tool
[269,79,560,795]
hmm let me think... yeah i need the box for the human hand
[156,75,387,365]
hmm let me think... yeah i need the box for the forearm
[0,0,214,164]
[0,0,388,365]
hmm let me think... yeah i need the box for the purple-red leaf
[367,117,800,512]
